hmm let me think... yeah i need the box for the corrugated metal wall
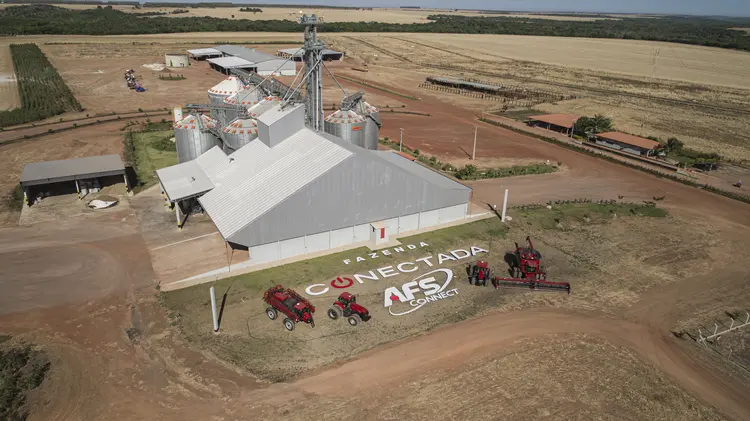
[246,203,469,265]
[231,151,470,247]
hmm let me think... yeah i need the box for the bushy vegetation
[454,163,558,180]
[239,7,262,13]
[0,44,82,128]
[0,342,50,421]
[574,114,614,137]
[3,5,748,52]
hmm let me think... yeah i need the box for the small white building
[165,53,190,68]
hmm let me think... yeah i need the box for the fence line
[697,311,750,346]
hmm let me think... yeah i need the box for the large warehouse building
[186,45,297,76]
[156,104,472,265]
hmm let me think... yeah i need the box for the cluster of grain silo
[323,100,379,150]
[207,76,245,125]
[173,66,381,166]
[223,84,263,123]
[173,114,221,164]
[324,109,367,148]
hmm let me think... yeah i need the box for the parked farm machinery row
[468,236,571,294]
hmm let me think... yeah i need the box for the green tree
[574,114,613,137]
[665,137,684,153]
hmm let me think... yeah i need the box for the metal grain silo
[324,109,367,148]
[362,101,380,150]
[221,117,258,154]
[207,76,244,124]
[248,96,282,119]
[174,114,220,163]
[223,84,263,124]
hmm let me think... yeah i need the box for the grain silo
[174,114,220,163]
[223,84,263,123]
[324,108,367,148]
[221,118,258,154]
[248,96,282,118]
[207,76,244,124]
[362,101,379,151]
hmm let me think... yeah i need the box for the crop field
[0,44,81,127]
[0,5,616,23]
[0,45,19,111]
[342,33,750,89]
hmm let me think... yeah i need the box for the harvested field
[0,44,19,111]
[0,5,613,23]
[339,33,750,89]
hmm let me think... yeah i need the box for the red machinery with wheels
[468,260,492,286]
[488,236,571,293]
[327,292,371,326]
[263,285,315,331]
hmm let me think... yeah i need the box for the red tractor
[491,236,571,293]
[327,292,371,326]
[263,285,316,331]
[468,260,492,286]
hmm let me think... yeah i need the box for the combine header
[469,236,571,294]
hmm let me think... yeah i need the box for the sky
[174,0,750,17]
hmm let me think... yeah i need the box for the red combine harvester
[263,285,316,331]
[327,292,371,326]
[468,237,570,294]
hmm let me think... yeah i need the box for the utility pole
[472,126,477,160]
[399,128,404,152]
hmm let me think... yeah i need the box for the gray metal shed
[20,154,126,187]
[19,154,128,206]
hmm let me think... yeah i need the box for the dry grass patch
[257,334,725,421]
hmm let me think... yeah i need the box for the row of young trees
[0,44,82,128]
[1,5,749,52]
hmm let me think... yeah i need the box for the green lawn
[132,130,177,191]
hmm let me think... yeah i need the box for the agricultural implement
[327,292,371,327]
[470,236,571,294]
[468,260,492,286]
[263,285,315,331]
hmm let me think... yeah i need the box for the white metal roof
[20,154,125,187]
[279,47,342,56]
[207,56,256,69]
[155,160,214,202]
[155,147,230,202]
[187,48,221,56]
[198,128,353,240]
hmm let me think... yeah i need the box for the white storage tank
[221,118,259,154]
[324,109,367,148]
[207,76,244,124]
[174,114,220,163]
[362,101,379,151]
[247,96,282,119]
[223,84,263,124]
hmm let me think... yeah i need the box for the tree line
[0,44,82,128]
[1,5,749,52]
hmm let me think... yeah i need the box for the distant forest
[2,5,750,52]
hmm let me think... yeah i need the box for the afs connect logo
[383,268,458,316]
